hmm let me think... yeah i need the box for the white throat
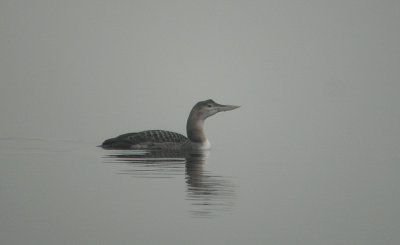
[201,139,211,150]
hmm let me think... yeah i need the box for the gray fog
[1,1,399,244]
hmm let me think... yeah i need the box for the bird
[100,99,239,150]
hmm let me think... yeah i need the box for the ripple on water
[103,149,236,218]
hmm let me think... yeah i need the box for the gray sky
[1,0,399,144]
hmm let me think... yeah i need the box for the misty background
[1,1,400,244]
[1,1,398,146]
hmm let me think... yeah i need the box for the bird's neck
[186,111,207,143]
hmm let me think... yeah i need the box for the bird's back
[101,130,188,149]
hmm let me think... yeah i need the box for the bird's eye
[207,104,212,108]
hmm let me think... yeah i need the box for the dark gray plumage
[101,130,188,149]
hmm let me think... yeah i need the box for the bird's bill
[215,104,240,112]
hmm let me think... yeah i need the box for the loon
[100,99,239,150]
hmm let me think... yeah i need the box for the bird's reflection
[184,152,235,217]
[103,150,235,218]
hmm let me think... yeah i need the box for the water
[0,138,238,244]
[1,132,399,245]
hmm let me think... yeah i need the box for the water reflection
[103,150,235,218]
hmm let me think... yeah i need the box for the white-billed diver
[100,99,239,150]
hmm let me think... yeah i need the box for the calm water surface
[1,136,399,245]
